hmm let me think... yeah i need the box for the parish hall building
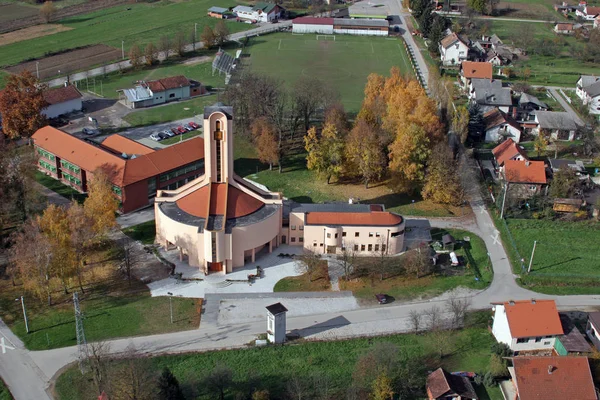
[154,104,406,274]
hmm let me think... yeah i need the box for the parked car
[170,127,179,135]
[162,129,174,137]
[184,125,194,132]
[375,294,388,304]
[82,127,97,135]
[150,133,162,141]
[177,126,186,134]
[158,132,169,140]
[188,121,200,129]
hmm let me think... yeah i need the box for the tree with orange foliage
[38,204,73,294]
[345,119,386,188]
[252,117,279,170]
[84,169,118,237]
[0,71,47,139]
[388,123,431,192]
[68,200,95,293]
[324,103,349,135]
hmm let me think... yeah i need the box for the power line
[74,292,88,374]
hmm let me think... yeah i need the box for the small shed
[266,302,288,344]
[553,198,583,213]
[442,234,456,250]
[208,6,229,18]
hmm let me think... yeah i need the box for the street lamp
[15,296,29,334]
[167,292,173,324]
[35,62,39,79]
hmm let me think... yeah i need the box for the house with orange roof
[502,160,548,197]
[32,127,205,213]
[459,61,493,89]
[154,104,406,274]
[492,299,564,352]
[503,356,597,400]
[492,138,528,167]
[119,75,205,109]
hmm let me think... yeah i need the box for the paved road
[547,87,585,126]
[46,22,292,88]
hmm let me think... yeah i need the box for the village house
[579,81,600,116]
[586,312,600,350]
[576,4,600,20]
[469,78,513,113]
[483,108,522,143]
[42,84,83,119]
[533,111,578,140]
[576,75,599,99]
[32,126,205,213]
[492,138,528,167]
[207,6,230,18]
[502,356,597,400]
[119,76,205,109]
[548,158,586,174]
[459,61,493,89]
[502,160,548,197]
[426,368,478,400]
[517,92,548,122]
[492,300,562,352]
[439,32,469,66]
[233,2,284,22]
[553,22,585,35]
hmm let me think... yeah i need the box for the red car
[170,127,179,135]
[188,121,200,130]
[177,126,186,134]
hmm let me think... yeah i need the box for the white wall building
[42,84,83,119]
[484,108,522,143]
[492,299,564,352]
[292,17,334,34]
[586,312,600,350]
[292,17,389,36]
[439,32,469,66]
[233,3,283,23]
[576,5,600,20]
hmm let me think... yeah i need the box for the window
[529,185,537,191]
[342,232,346,237]
[361,244,365,251]
[299,237,303,243]
[291,237,296,243]
[291,225,296,230]
[320,243,323,247]
[369,232,374,238]
[60,159,80,174]
[544,341,551,345]
[112,185,122,197]
[148,178,157,197]
[36,147,55,161]
[368,244,373,251]
[313,243,317,247]
[299,225,304,231]
[334,233,338,239]
[374,244,379,252]
[169,93,175,98]
[62,172,82,186]
[391,230,404,237]
[39,160,57,173]
[159,160,204,183]
[355,232,360,237]
[535,337,542,342]
[354,244,359,251]
[376,232,381,237]
[516,338,528,344]
[326,233,331,238]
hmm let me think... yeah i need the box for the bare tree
[174,30,186,57]
[293,76,338,131]
[159,35,171,60]
[313,374,331,400]
[295,250,322,282]
[408,310,422,334]
[338,243,357,279]
[286,375,311,400]
[404,243,432,279]
[120,235,137,287]
[204,363,233,400]
[109,346,156,400]
[446,294,471,329]
[87,341,111,396]
[425,305,442,331]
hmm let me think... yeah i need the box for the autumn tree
[293,76,338,131]
[549,168,580,199]
[159,35,171,60]
[174,30,186,57]
[84,169,118,237]
[371,373,394,400]
[253,117,279,170]
[324,103,349,134]
[305,124,345,184]
[389,123,431,192]
[201,26,216,49]
[422,143,464,205]
[38,204,73,294]
[214,20,230,46]
[128,43,143,69]
[68,201,95,293]
[345,119,386,188]
[357,73,386,129]
[0,70,47,139]
[144,42,157,66]
[109,352,156,400]
[533,132,548,157]
[452,105,470,144]
[40,1,57,23]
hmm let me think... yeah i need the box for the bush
[489,353,509,378]
[491,342,511,357]
[483,371,496,387]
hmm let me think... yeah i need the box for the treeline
[409,0,450,55]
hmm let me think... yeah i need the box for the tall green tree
[549,168,580,199]
[305,124,345,184]
[157,367,185,400]
[467,0,487,13]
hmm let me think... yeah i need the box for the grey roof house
[534,111,578,141]
[469,78,512,112]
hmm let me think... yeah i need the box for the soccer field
[244,33,414,113]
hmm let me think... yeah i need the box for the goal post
[316,35,335,41]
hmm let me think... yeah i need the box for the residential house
[576,75,600,100]
[483,108,521,143]
[426,368,478,400]
[595,14,600,28]
[459,61,493,88]
[120,76,204,109]
[554,22,574,34]
[517,92,548,122]
[492,138,528,167]
[42,84,83,119]
[207,6,230,18]
[548,158,586,174]
[586,311,600,350]
[576,4,600,20]
[503,356,597,400]
[439,32,469,66]
[502,160,548,197]
[233,2,284,22]
[580,80,600,116]
[533,111,578,140]
[32,126,205,213]
[492,299,562,352]
[469,78,513,113]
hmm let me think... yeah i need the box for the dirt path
[0,24,72,46]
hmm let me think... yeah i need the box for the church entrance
[208,262,222,272]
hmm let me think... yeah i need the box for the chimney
[509,300,515,306]
[548,365,554,374]
[526,161,530,167]
[64,81,69,87]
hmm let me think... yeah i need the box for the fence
[402,39,427,92]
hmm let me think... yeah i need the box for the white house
[533,111,578,140]
[576,4,600,20]
[580,81,600,116]
[233,2,283,23]
[576,75,600,100]
[42,84,83,119]
[586,312,600,350]
[439,32,469,66]
[492,299,564,352]
[484,108,521,143]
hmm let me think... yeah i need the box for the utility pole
[122,40,125,60]
[527,240,538,274]
[500,182,509,219]
[35,62,39,79]
[74,292,88,373]
[17,296,29,334]
[168,292,173,324]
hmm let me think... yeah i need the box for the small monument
[266,302,288,344]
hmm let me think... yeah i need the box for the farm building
[154,103,406,275]
[233,3,284,23]
[42,84,83,119]
[119,76,205,109]
[32,126,205,213]
[207,6,230,18]
[292,17,389,36]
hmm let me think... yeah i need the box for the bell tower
[203,103,234,183]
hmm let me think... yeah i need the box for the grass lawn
[0,0,251,68]
[340,229,492,302]
[35,170,87,203]
[273,260,330,292]
[0,379,12,400]
[55,314,499,400]
[502,219,600,295]
[160,130,201,146]
[244,33,414,114]
[122,220,156,245]
[123,94,218,127]
[0,70,9,90]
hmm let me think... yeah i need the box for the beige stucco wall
[155,202,205,267]
[231,208,281,267]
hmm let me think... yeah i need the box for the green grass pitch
[244,33,414,113]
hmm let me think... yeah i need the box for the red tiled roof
[484,108,520,131]
[585,5,600,15]
[503,300,563,338]
[461,61,493,80]
[101,135,155,156]
[147,76,190,92]
[512,356,597,400]
[492,138,527,166]
[293,17,334,25]
[31,126,204,187]
[504,160,547,184]
[176,183,265,219]
[305,211,403,226]
[43,84,82,105]
[555,23,574,30]
[440,32,467,49]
